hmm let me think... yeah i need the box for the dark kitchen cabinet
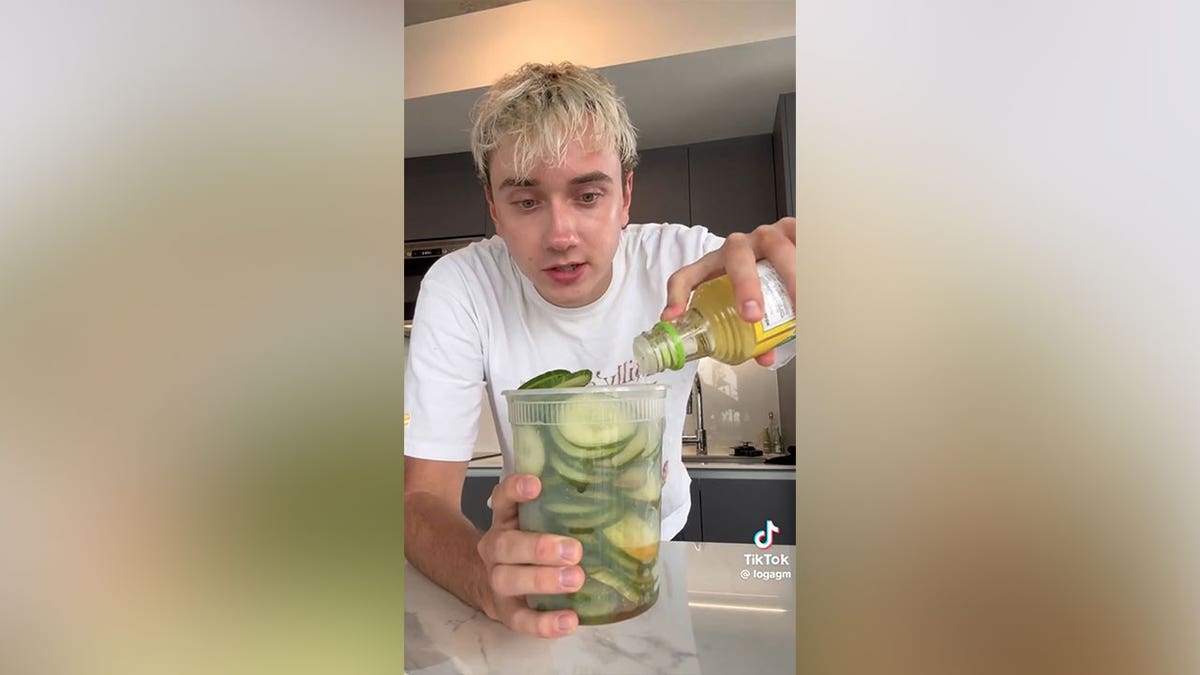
[461,474,499,531]
[694,477,795,546]
[688,134,779,237]
[629,145,691,226]
[772,92,796,220]
[405,151,489,242]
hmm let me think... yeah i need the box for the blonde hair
[469,62,639,187]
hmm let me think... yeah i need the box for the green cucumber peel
[518,368,594,390]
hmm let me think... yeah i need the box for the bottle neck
[632,309,712,375]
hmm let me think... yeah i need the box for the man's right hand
[476,473,584,638]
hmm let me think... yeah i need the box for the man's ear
[620,170,634,229]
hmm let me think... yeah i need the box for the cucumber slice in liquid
[557,398,637,448]
[512,425,546,475]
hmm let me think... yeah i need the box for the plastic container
[502,384,667,624]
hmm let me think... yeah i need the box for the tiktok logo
[753,519,780,550]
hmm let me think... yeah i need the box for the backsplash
[687,359,782,455]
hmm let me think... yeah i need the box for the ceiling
[404,0,531,27]
[405,36,797,158]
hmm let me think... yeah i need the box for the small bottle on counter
[767,411,783,455]
[632,261,795,375]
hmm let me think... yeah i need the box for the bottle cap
[632,321,686,374]
[654,321,686,369]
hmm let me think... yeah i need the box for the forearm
[403,490,493,615]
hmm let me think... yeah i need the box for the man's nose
[545,199,579,251]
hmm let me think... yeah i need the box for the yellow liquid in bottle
[691,275,768,362]
[634,262,796,374]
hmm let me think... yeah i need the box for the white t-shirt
[404,223,723,539]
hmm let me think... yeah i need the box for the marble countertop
[405,541,796,675]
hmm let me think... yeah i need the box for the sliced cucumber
[559,369,593,387]
[547,426,624,461]
[615,464,648,489]
[511,425,546,475]
[554,510,623,530]
[569,578,620,623]
[625,469,661,503]
[518,369,571,390]
[542,487,620,527]
[542,499,606,516]
[606,543,648,576]
[527,596,569,612]
[571,530,600,553]
[601,512,659,563]
[517,368,593,390]
[539,468,593,497]
[557,397,637,448]
[545,510,607,529]
[614,460,660,502]
[563,477,591,493]
[561,531,613,572]
[589,568,647,605]
[605,424,650,468]
[548,447,612,486]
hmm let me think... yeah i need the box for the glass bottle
[767,411,783,454]
[633,261,795,375]
[760,426,774,455]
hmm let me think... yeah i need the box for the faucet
[681,373,708,456]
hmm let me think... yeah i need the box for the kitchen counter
[404,541,796,674]
[682,454,795,471]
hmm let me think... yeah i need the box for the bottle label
[752,261,796,355]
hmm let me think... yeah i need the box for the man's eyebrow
[569,171,613,185]
[497,171,613,190]
[498,177,537,189]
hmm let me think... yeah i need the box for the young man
[404,62,796,638]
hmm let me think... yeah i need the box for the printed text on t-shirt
[594,359,649,386]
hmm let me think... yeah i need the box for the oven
[404,236,482,334]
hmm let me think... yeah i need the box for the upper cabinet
[404,152,489,242]
[628,145,691,226]
[688,134,778,237]
[772,92,796,219]
[404,117,792,242]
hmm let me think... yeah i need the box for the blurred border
[1,3,406,674]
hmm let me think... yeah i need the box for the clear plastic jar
[502,384,667,624]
